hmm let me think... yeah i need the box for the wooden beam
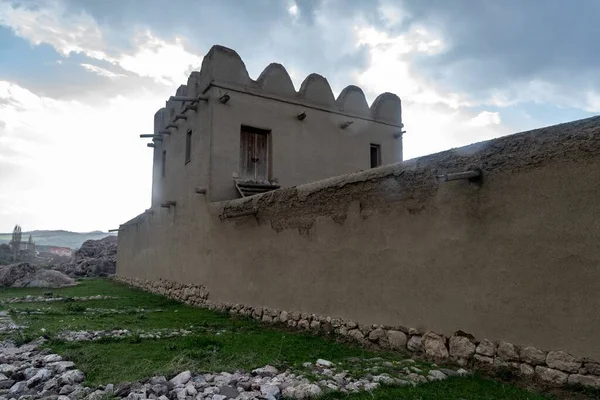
[436,170,482,182]
[147,143,155,148]
[108,229,119,232]
[160,201,177,208]
[221,209,258,219]
[169,95,209,102]
[140,134,162,138]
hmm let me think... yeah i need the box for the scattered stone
[519,346,546,366]
[316,359,333,368]
[475,339,496,357]
[535,366,569,385]
[252,365,279,377]
[449,336,476,359]
[386,331,407,350]
[496,341,519,361]
[407,335,422,352]
[169,370,192,386]
[520,363,535,377]
[59,370,85,385]
[546,351,581,373]
[422,332,449,360]
[427,370,447,381]
[567,374,600,389]
[584,362,600,376]
[368,328,386,343]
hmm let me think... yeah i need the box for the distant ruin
[117,44,600,388]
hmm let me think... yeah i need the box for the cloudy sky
[0,0,598,233]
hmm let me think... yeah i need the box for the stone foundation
[115,276,600,390]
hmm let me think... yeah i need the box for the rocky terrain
[52,236,117,278]
[0,337,468,400]
[0,263,75,288]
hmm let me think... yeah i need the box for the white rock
[475,339,496,357]
[212,395,227,400]
[60,369,85,385]
[58,396,70,400]
[9,381,28,394]
[428,370,447,381]
[316,359,333,368]
[568,374,600,389]
[169,370,192,386]
[546,351,581,373]
[363,382,380,391]
[27,368,51,386]
[535,366,568,385]
[186,383,198,396]
[294,383,322,399]
[43,354,62,363]
[252,365,278,377]
[50,361,75,373]
[260,384,280,397]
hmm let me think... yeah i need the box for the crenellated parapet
[156,44,402,127]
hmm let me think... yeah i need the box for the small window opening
[185,130,192,164]
[161,150,166,178]
[370,144,381,168]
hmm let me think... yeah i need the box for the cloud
[0,80,157,231]
[80,63,125,79]
[398,0,600,111]
[0,0,596,233]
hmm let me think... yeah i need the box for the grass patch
[320,376,553,399]
[0,279,564,399]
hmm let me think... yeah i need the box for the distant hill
[0,230,117,250]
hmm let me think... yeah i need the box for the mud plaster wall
[149,44,403,205]
[118,116,600,360]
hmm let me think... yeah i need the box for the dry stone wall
[115,276,600,390]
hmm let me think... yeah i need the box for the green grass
[320,376,552,399]
[0,279,558,399]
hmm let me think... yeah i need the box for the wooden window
[185,130,192,164]
[239,126,270,181]
[161,150,166,178]
[370,144,381,168]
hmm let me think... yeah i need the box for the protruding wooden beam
[436,170,482,183]
[147,143,156,148]
[140,134,162,138]
[393,130,406,139]
[221,209,258,220]
[108,229,119,232]
[219,94,230,104]
[160,201,177,208]
[340,121,354,129]
[169,95,209,102]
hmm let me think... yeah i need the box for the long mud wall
[117,116,600,387]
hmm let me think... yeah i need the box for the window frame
[185,129,192,164]
[370,143,382,168]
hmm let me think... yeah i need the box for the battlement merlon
[153,44,402,133]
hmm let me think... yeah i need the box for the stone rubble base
[115,276,600,390]
[0,295,118,304]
